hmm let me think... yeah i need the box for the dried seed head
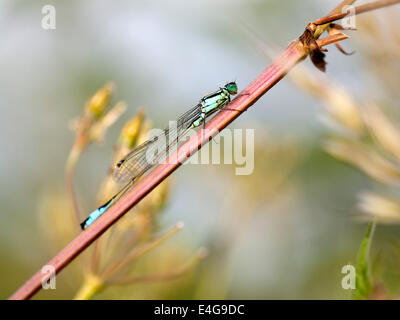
[120,108,146,149]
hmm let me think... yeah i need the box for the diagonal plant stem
[9,0,399,300]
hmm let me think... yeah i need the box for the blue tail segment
[80,200,112,230]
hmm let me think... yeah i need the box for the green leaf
[355,221,376,299]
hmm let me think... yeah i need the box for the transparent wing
[113,103,203,184]
[112,139,157,183]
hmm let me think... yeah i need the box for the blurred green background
[1,0,400,299]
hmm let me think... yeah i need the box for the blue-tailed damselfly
[80,81,238,230]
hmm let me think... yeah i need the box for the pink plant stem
[9,41,305,300]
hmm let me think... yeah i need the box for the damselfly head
[225,82,238,95]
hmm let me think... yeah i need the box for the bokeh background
[1,0,400,299]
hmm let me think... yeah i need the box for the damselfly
[80,81,238,230]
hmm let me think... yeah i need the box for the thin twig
[9,0,398,300]
[100,222,184,280]
[65,145,82,227]
[313,0,400,26]
[316,33,349,48]
[106,248,208,286]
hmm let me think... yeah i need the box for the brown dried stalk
[9,0,400,300]
[313,0,400,26]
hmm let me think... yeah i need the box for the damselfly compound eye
[225,82,238,95]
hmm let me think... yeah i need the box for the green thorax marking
[200,88,230,114]
[190,82,237,129]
